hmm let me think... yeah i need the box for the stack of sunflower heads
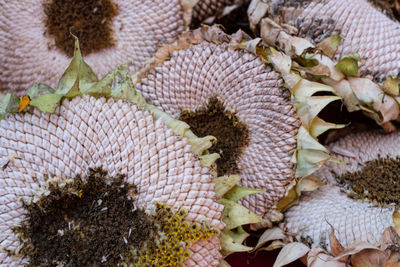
[1,0,400,266]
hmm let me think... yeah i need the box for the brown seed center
[338,156,400,205]
[179,96,250,176]
[14,168,154,266]
[43,0,119,57]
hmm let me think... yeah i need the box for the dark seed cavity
[338,156,400,205]
[43,0,119,57]
[179,96,250,176]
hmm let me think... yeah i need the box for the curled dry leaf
[273,242,310,267]
[253,227,286,251]
[328,225,344,258]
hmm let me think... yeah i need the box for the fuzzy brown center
[338,156,400,205]
[14,169,154,266]
[179,97,250,176]
[43,0,119,57]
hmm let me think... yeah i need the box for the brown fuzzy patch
[43,0,119,57]
[179,96,250,176]
[14,168,155,266]
[338,156,400,205]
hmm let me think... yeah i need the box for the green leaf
[0,93,19,119]
[335,57,358,76]
[220,199,262,229]
[109,67,138,101]
[223,185,264,202]
[27,83,55,100]
[29,94,63,113]
[382,76,399,96]
[55,38,98,98]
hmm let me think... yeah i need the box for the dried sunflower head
[248,0,400,83]
[0,0,192,94]
[0,39,262,266]
[283,130,400,253]
[0,94,226,266]
[248,4,400,129]
[132,26,341,225]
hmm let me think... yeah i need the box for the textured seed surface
[284,130,399,251]
[136,41,300,216]
[273,0,400,82]
[284,185,394,250]
[191,0,238,27]
[0,95,224,266]
[0,0,185,93]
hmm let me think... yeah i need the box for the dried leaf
[328,224,345,257]
[269,52,292,75]
[351,249,387,267]
[0,93,19,119]
[348,77,384,112]
[260,240,286,251]
[220,233,253,256]
[295,54,319,68]
[307,247,346,267]
[254,227,286,251]
[273,242,310,267]
[294,95,341,129]
[296,174,325,195]
[393,211,400,235]
[276,185,298,211]
[380,226,400,250]
[323,78,360,112]
[248,0,269,30]
[213,175,241,198]
[384,251,400,267]
[18,96,30,112]
[310,117,345,138]
[226,226,249,245]
[332,242,382,261]
[316,35,342,58]
[297,127,329,152]
[292,79,337,98]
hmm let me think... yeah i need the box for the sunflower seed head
[0,95,224,266]
[0,0,186,94]
[284,130,400,252]
[134,26,302,218]
[250,0,400,83]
